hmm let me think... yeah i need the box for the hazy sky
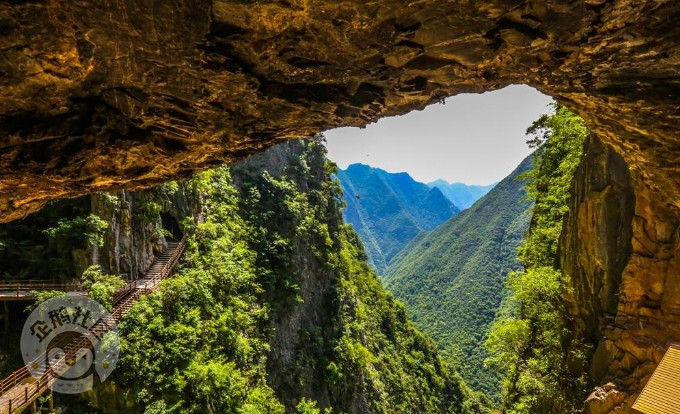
[325,85,554,185]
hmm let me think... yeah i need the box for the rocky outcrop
[230,140,340,408]
[561,135,635,350]
[562,135,680,414]
[89,191,166,280]
[89,185,199,279]
[1,0,680,225]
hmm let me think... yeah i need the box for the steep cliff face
[1,1,680,224]
[561,135,680,414]
[229,140,341,408]
[111,138,481,414]
[2,138,479,413]
[88,186,199,279]
[561,135,635,358]
[86,191,166,280]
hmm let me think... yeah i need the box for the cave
[1,1,680,413]
[160,211,183,242]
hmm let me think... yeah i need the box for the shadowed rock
[0,0,679,224]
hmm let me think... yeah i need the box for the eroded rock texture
[1,0,679,223]
[562,135,680,414]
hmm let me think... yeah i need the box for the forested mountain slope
[338,164,459,274]
[384,156,533,399]
[116,138,482,413]
[0,138,482,414]
[427,181,496,210]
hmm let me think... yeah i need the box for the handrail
[0,281,82,299]
[111,279,138,305]
[0,231,191,413]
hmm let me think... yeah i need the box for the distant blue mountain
[427,180,496,209]
[337,164,459,274]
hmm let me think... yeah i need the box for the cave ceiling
[1,0,679,222]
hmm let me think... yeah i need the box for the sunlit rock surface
[563,135,680,414]
[1,0,680,222]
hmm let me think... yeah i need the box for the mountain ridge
[338,163,459,273]
[427,179,496,209]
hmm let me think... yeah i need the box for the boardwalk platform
[0,281,83,301]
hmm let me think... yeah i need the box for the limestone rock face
[584,383,626,414]
[1,0,680,224]
[561,135,635,350]
[90,191,167,280]
[230,141,339,409]
[562,135,680,413]
[88,184,199,279]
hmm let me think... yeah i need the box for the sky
[324,85,554,186]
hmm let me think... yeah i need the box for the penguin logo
[21,294,120,394]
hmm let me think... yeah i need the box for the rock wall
[88,191,166,280]
[562,135,680,413]
[230,140,340,409]
[87,185,199,279]
[561,135,635,350]
[1,0,680,224]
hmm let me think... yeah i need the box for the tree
[81,265,126,310]
[485,104,588,414]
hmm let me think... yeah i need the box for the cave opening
[160,211,183,241]
[0,2,677,411]
[323,84,569,401]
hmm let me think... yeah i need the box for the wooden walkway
[0,236,188,414]
[0,281,83,301]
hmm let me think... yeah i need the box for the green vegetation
[116,137,481,414]
[81,265,126,310]
[296,398,331,414]
[44,214,109,248]
[0,106,591,414]
[0,196,92,280]
[384,156,533,400]
[338,164,459,273]
[117,165,285,414]
[333,226,480,414]
[139,201,164,223]
[485,104,588,413]
[26,290,67,311]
